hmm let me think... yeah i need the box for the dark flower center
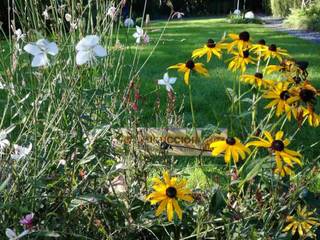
[186,60,195,69]
[258,39,266,45]
[280,91,290,100]
[243,50,250,58]
[166,187,177,198]
[226,137,236,145]
[239,31,250,42]
[293,76,302,84]
[269,44,277,52]
[299,89,316,103]
[296,61,309,71]
[207,39,216,48]
[254,72,263,79]
[271,140,285,151]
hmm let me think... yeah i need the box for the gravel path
[261,17,320,44]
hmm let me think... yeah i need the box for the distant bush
[270,0,301,17]
[227,14,263,25]
[284,2,320,31]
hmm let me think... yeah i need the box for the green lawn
[124,18,320,158]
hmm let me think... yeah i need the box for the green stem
[188,82,197,131]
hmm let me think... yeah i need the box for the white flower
[107,6,117,19]
[58,159,66,167]
[42,9,50,20]
[5,228,29,240]
[0,81,5,89]
[23,39,59,67]
[233,9,241,15]
[158,72,176,92]
[0,126,15,153]
[11,143,32,161]
[124,18,134,28]
[133,26,149,44]
[14,29,26,42]
[245,11,255,19]
[65,13,72,22]
[75,35,107,65]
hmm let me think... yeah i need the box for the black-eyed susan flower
[192,39,223,62]
[265,59,296,75]
[263,82,300,119]
[146,171,193,222]
[295,82,318,105]
[227,31,251,52]
[246,130,302,176]
[227,50,255,73]
[240,72,274,88]
[283,205,320,238]
[168,60,209,85]
[261,44,289,62]
[210,137,250,164]
[250,39,268,55]
[301,105,320,127]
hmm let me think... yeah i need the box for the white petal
[31,54,49,67]
[158,80,165,85]
[136,26,143,35]
[169,77,177,84]
[136,37,141,44]
[163,72,169,81]
[133,33,140,38]
[47,42,59,55]
[16,230,30,239]
[166,85,173,92]
[76,51,91,65]
[76,35,100,51]
[6,228,17,239]
[93,45,107,57]
[24,44,42,56]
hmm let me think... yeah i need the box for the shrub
[284,2,320,31]
[270,0,301,17]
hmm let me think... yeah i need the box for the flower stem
[188,82,197,133]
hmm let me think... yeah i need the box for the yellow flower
[246,130,302,177]
[263,82,300,119]
[301,105,320,127]
[261,44,289,62]
[265,59,296,75]
[294,82,318,105]
[210,137,250,164]
[227,31,251,52]
[168,60,209,85]
[146,171,193,222]
[192,39,224,62]
[227,50,255,73]
[283,205,320,238]
[240,72,274,88]
[250,39,268,55]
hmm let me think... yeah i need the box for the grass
[122,18,320,158]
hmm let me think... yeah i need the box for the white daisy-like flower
[124,18,134,28]
[11,143,32,161]
[158,72,177,92]
[75,35,107,65]
[23,39,59,67]
[5,228,29,240]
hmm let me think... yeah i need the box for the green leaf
[209,187,227,216]
[0,175,11,192]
